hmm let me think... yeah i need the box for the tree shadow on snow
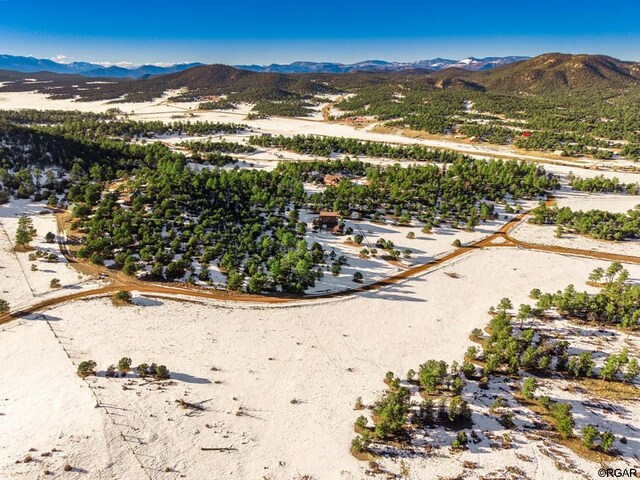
[171,372,212,384]
[24,313,64,322]
[132,296,164,307]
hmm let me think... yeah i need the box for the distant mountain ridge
[235,56,530,73]
[235,56,529,73]
[0,54,528,78]
[0,54,204,78]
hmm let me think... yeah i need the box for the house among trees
[314,211,340,229]
[120,190,141,206]
[323,173,345,186]
[345,116,368,126]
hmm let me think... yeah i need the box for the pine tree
[588,267,604,283]
[581,424,599,449]
[15,216,36,247]
[522,377,538,400]
[118,357,132,374]
[624,358,640,383]
[0,298,9,314]
[600,431,615,452]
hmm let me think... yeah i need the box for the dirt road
[0,210,529,324]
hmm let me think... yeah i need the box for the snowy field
[0,199,104,309]
[510,190,640,257]
[2,249,638,479]
[511,222,640,258]
[553,190,640,213]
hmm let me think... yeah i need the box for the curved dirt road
[0,210,532,324]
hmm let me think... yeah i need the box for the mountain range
[0,54,204,78]
[236,57,529,74]
[0,54,528,78]
[1,53,639,103]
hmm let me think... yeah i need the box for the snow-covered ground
[1,249,637,479]
[510,190,640,257]
[553,190,640,213]
[545,164,640,183]
[300,200,536,294]
[511,222,640,258]
[0,199,104,310]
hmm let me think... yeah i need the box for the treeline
[620,143,640,160]
[472,90,640,142]
[249,134,465,162]
[0,121,185,173]
[198,99,237,110]
[0,109,117,125]
[188,152,237,167]
[0,117,254,200]
[530,204,640,241]
[336,85,640,158]
[74,158,322,293]
[44,119,249,139]
[0,129,186,205]
[73,158,557,292]
[251,100,315,117]
[177,140,256,154]
[514,130,613,158]
[176,140,256,167]
[339,88,464,134]
[568,173,639,194]
[457,123,514,145]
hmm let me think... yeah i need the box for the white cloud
[51,54,71,64]
[46,55,182,69]
[93,61,138,68]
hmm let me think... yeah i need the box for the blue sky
[0,0,638,65]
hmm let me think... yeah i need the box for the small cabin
[323,174,345,186]
[521,131,532,138]
[314,211,340,229]
[120,190,141,206]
